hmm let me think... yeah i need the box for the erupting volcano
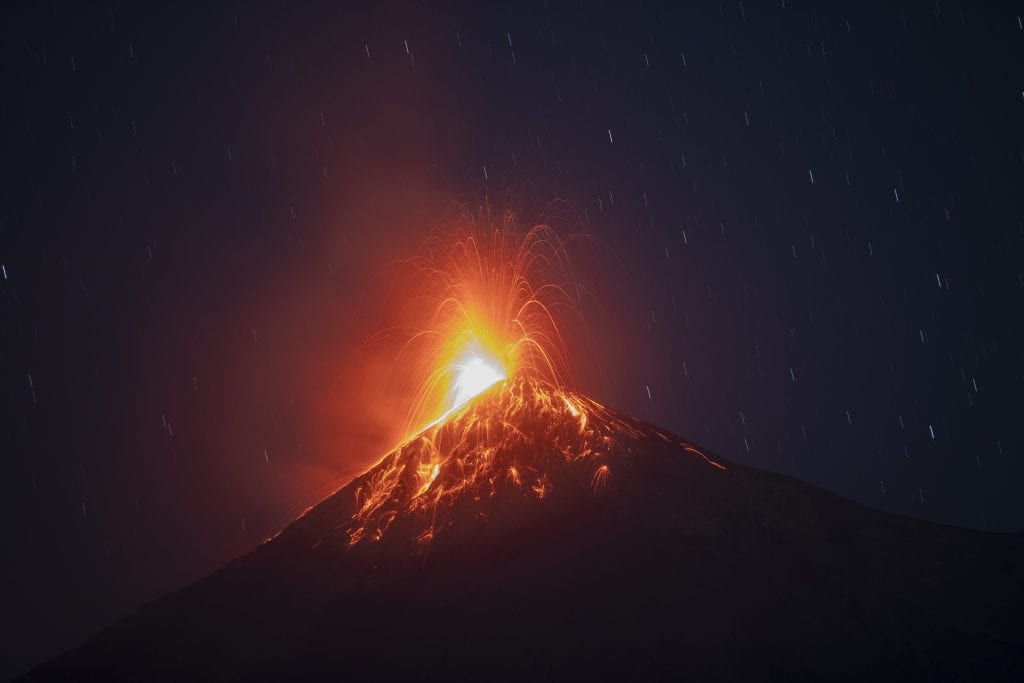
[321,375,726,553]
[27,373,1024,680]
[25,211,1024,681]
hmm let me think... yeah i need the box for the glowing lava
[450,352,505,409]
[375,204,589,436]
[341,376,727,549]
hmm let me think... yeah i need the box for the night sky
[3,1,1023,677]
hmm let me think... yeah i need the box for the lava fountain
[376,204,589,434]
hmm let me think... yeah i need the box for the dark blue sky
[2,1,1023,677]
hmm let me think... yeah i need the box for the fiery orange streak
[591,464,611,494]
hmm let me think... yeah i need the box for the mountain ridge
[24,378,1024,681]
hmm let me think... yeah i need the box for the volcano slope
[26,378,1024,681]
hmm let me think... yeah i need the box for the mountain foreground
[25,378,1024,680]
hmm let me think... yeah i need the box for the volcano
[25,378,1024,680]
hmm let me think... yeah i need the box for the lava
[449,353,505,410]
[373,204,588,437]
[342,376,726,549]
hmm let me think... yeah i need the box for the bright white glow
[451,355,505,408]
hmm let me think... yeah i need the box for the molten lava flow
[342,377,726,549]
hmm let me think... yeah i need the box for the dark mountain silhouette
[24,378,1024,681]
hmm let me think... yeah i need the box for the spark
[591,464,611,494]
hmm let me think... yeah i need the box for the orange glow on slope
[341,377,727,549]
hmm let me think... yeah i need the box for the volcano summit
[26,378,1024,681]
